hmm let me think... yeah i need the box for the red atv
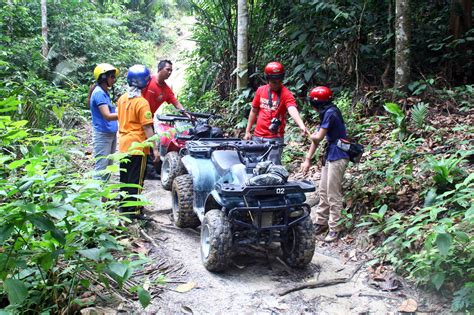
[154,111,224,190]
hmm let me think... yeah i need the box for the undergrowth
[0,99,152,312]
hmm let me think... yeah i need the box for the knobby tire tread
[201,210,232,272]
[162,151,186,191]
[172,174,200,228]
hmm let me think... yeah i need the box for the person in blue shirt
[300,86,349,242]
[88,63,119,181]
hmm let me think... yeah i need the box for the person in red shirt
[244,62,309,164]
[141,60,187,179]
[141,59,186,115]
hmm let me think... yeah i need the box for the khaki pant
[315,158,348,232]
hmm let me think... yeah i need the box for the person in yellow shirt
[117,65,159,217]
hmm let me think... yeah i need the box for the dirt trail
[141,180,436,314]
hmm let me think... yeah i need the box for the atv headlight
[289,209,303,218]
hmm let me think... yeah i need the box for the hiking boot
[324,231,339,242]
[314,224,328,235]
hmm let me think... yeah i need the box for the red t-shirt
[141,75,178,115]
[251,84,297,138]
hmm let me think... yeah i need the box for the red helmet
[309,86,333,102]
[264,62,285,80]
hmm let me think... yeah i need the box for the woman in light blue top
[87,63,119,181]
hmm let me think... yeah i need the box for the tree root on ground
[279,261,365,296]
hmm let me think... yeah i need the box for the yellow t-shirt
[117,93,153,154]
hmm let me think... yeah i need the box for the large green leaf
[50,229,66,245]
[4,278,28,305]
[431,272,445,290]
[435,233,452,256]
[137,287,151,308]
[7,159,28,170]
[0,224,14,243]
[78,248,101,262]
[108,262,128,278]
[29,215,56,231]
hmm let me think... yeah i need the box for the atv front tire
[201,210,232,272]
[161,151,186,191]
[281,216,315,268]
[171,174,200,228]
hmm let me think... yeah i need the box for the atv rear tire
[201,210,232,272]
[161,152,186,191]
[281,216,315,268]
[171,174,200,228]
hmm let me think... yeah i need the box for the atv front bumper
[214,181,315,245]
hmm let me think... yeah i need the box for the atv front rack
[216,180,315,196]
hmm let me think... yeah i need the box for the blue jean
[93,130,117,181]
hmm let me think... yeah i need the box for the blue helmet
[126,65,151,89]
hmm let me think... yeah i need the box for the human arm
[288,106,309,136]
[143,124,160,163]
[300,127,328,173]
[244,107,259,140]
[98,104,118,121]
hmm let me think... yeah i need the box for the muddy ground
[136,179,446,314]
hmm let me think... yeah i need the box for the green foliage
[408,79,435,96]
[0,0,163,128]
[0,108,153,311]
[350,115,473,310]
[425,153,468,191]
[452,282,474,312]
[384,102,407,141]
[410,102,428,129]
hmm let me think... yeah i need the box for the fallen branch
[279,262,365,296]
[335,291,402,300]
[140,228,161,247]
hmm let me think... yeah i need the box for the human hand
[300,126,310,137]
[184,112,194,121]
[243,131,252,140]
[300,159,311,174]
[153,148,160,163]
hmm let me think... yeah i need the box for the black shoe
[145,171,161,180]
[314,224,328,235]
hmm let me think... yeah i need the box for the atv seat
[212,150,242,175]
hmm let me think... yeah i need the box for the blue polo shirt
[320,106,349,161]
[90,86,118,133]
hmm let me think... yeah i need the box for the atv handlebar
[156,111,221,122]
[184,111,221,119]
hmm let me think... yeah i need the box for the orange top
[117,93,153,155]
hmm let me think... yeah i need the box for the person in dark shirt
[300,86,349,242]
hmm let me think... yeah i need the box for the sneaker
[314,224,328,235]
[324,231,339,242]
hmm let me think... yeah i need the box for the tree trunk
[41,0,48,57]
[236,0,249,90]
[382,0,394,88]
[394,0,411,89]
[449,0,472,39]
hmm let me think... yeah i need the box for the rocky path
[138,179,442,314]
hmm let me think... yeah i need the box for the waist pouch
[336,139,364,163]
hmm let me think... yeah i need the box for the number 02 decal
[276,188,285,194]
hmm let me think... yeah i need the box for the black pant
[119,155,147,214]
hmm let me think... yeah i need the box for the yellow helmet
[93,63,119,81]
